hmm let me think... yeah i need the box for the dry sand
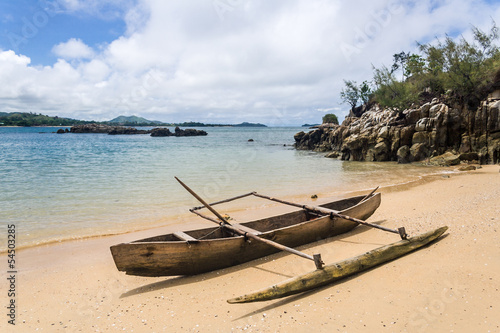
[1,165,499,332]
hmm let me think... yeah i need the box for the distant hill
[0,112,91,127]
[233,122,267,127]
[107,115,164,126]
[0,112,268,128]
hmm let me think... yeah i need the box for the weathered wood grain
[227,226,448,303]
[110,193,381,276]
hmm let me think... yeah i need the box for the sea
[0,126,448,250]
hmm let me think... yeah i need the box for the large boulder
[150,128,173,137]
[294,131,306,142]
[400,125,415,146]
[459,152,479,161]
[174,127,208,136]
[373,141,390,161]
[415,118,435,132]
[419,102,431,118]
[397,145,411,164]
[108,127,149,135]
[429,152,461,166]
[410,143,430,162]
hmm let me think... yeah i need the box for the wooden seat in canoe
[173,231,198,242]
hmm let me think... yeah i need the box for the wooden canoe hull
[110,193,381,277]
[227,226,448,303]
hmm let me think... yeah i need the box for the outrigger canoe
[110,191,381,277]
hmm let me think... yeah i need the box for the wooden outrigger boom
[175,177,325,269]
[252,192,407,239]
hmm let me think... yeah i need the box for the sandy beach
[2,165,499,332]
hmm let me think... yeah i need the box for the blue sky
[0,0,128,65]
[1,0,500,125]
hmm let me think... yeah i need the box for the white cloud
[52,38,95,59]
[1,0,500,124]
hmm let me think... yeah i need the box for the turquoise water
[0,126,444,249]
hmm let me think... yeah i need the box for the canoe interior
[132,195,363,243]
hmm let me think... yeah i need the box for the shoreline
[2,165,499,332]
[3,163,457,253]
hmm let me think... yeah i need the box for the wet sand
[1,165,499,332]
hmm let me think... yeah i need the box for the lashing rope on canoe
[198,226,224,240]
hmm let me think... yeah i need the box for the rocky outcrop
[108,127,150,135]
[173,127,208,137]
[70,124,208,137]
[295,98,500,164]
[70,124,148,134]
[150,126,207,137]
[150,128,172,137]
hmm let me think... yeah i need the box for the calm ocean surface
[1,126,445,249]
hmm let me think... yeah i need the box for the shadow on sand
[231,233,449,322]
[119,220,391,299]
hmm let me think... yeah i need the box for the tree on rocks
[322,113,339,125]
[340,80,371,110]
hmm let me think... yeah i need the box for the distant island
[107,115,164,126]
[232,122,266,127]
[0,112,267,128]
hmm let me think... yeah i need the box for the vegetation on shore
[322,114,339,125]
[0,112,267,128]
[0,112,92,127]
[340,23,500,112]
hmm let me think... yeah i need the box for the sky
[1,0,500,126]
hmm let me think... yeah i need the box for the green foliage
[322,113,339,125]
[0,112,91,127]
[391,51,411,81]
[372,66,419,111]
[366,22,500,110]
[359,81,372,105]
[340,80,359,109]
[340,80,372,109]
[418,23,500,107]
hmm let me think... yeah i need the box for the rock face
[295,98,500,164]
